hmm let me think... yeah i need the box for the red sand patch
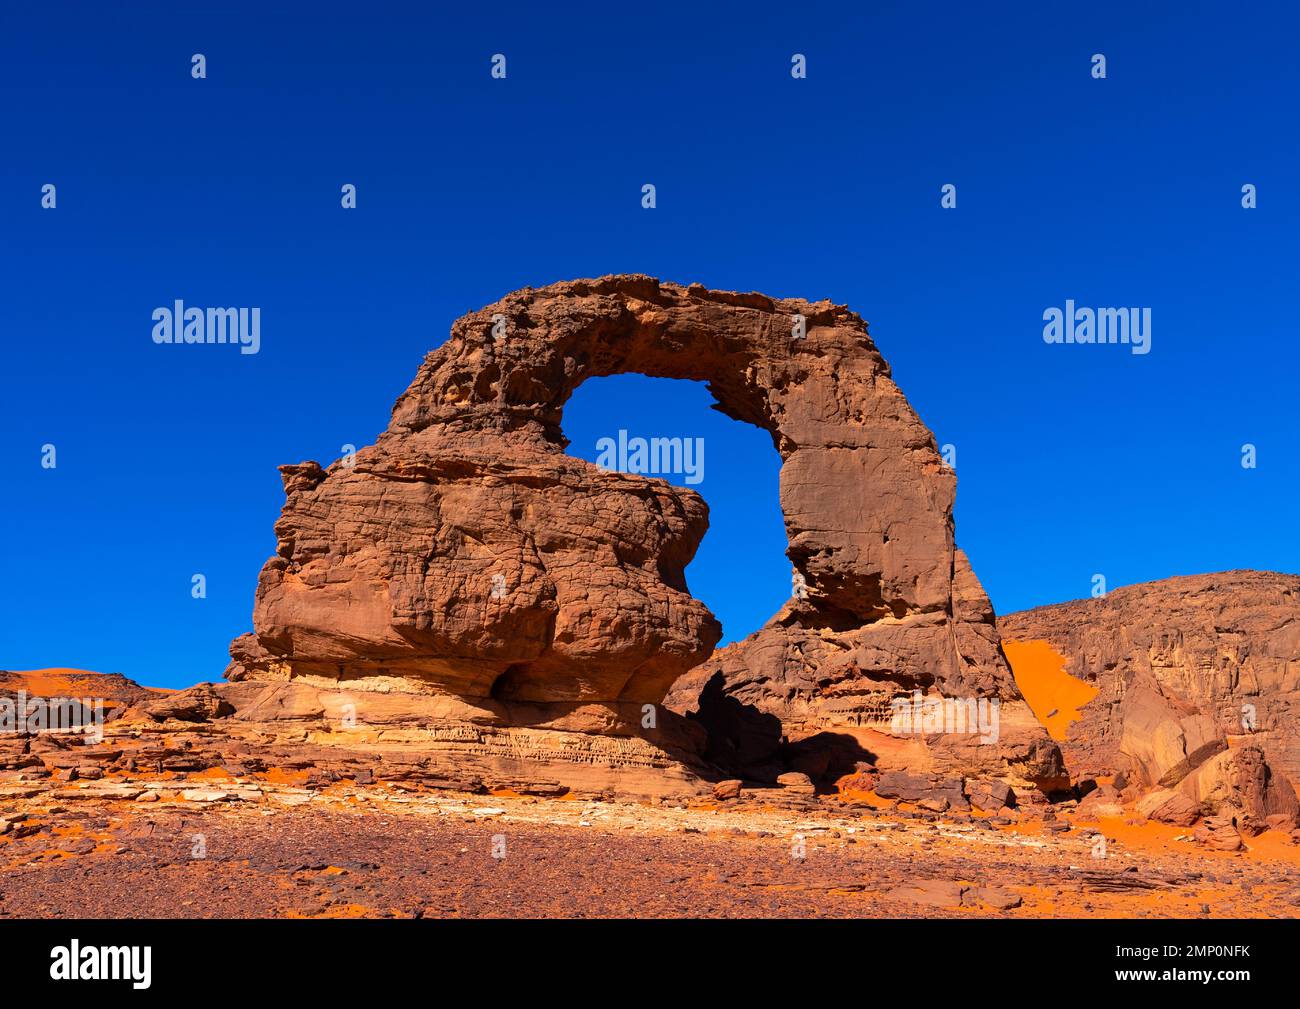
[1002,639,1098,740]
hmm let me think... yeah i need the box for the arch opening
[560,373,791,653]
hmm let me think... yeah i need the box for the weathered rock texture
[1000,571,1300,831]
[0,669,153,714]
[228,275,1058,796]
[8,668,1300,921]
[665,553,1063,791]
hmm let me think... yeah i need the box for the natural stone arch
[386,275,961,626]
[228,275,1059,791]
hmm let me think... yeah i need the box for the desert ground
[2,670,1298,919]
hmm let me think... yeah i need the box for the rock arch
[228,275,1061,793]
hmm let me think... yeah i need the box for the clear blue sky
[2,2,1296,688]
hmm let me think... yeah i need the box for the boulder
[134,684,234,723]
[1180,745,1299,835]
[775,771,816,795]
[874,771,969,811]
[711,779,743,801]
[1193,815,1244,852]
[1136,788,1200,827]
[965,777,1014,812]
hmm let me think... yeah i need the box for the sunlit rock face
[1001,570,1300,830]
[229,275,1054,794]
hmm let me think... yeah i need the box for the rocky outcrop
[1181,745,1298,835]
[1194,815,1244,852]
[664,593,1065,793]
[1000,571,1300,827]
[136,684,234,723]
[0,668,158,717]
[8,669,1299,920]
[224,275,1058,797]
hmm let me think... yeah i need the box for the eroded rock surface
[223,275,1056,795]
[1001,571,1300,830]
[3,666,1298,921]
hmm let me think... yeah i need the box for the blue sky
[2,2,1296,688]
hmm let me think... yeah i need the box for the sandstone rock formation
[664,554,1064,792]
[0,668,154,717]
[1000,571,1300,830]
[226,275,1059,798]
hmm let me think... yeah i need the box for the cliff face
[1000,571,1300,832]
[226,275,1057,795]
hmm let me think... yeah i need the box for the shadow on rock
[688,672,875,790]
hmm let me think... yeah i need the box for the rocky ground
[4,767,1300,919]
[8,579,1300,925]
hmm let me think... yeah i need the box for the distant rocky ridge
[1000,570,1300,837]
[0,668,157,717]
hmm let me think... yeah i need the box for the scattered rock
[885,879,966,909]
[776,772,815,796]
[1137,788,1201,827]
[712,779,743,801]
[1193,815,1244,852]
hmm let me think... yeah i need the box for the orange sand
[1002,639,1098,740]
[7,668,112,696]
[835,788,892,809]
[1072,814,1300,866]
[187,767,233,781]
[258,767,310,785]
[3,667,174,698]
